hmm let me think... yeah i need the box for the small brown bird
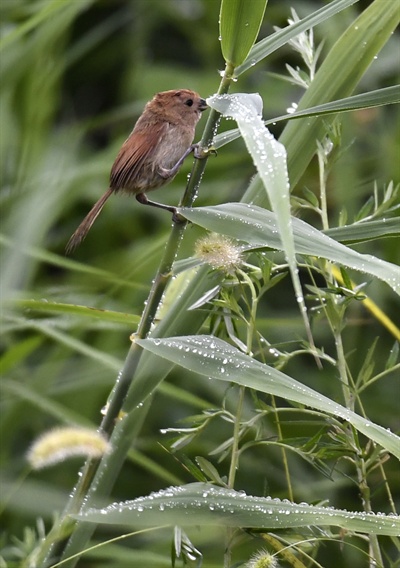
[66,89,207,254]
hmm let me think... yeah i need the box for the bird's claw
[193,144,217,159]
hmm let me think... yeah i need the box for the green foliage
[1,1,399,567]
[219,0,268,67]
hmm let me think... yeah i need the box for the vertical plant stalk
[226,268,258,491]
[317,136,384,568]
[227,385,246,491]
[224,384,245,568]
[223,269,255,566]
[317,143,330,231]
[243,268,295,502]
[37,64,235,568]
[354,446,384,568]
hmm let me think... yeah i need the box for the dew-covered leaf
[76,482,400,535]
[325,218,400,244]
[206,94,315,348]
[269,85,400,123]
[136,335,400,460]
[179,203,400,295]
[212,86,400,150]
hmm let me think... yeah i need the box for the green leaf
[0,234,140,291]
[279,0,400,191]
[77,482,400,535]
[179,203,400,296]
[137,335,400,460]
[0,336,43,374]
[386,342,399,371]
[195,457,225,485]
[0,0,94,50]
[235,0,359,76]
[9,316,122,370]
[207,93,315,353]
[13,298,139,326]
[325,218,400,244]
[219,0,268,67]
[269,85,400,124]
[302,187,320,208]
[212,86,400,150]
[240,0,400,206]
[2,379,93,427]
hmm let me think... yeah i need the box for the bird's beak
[199,98,208,111]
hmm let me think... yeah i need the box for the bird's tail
[65,188,113,254]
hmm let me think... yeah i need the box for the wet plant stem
[37,64,234,568]
[317,136,383,567]
[240,268,294,502]
[324,236,382,565]
[228,385,246,490]
[317,143,330,231]
[224,384,246,568]
[225,268,257,567]
[336,328,382,566]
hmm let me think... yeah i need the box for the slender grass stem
[317,143,329,231]
[37,63,235,568]
[318,127,383,568]
[224,384,245,568]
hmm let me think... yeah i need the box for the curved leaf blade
[212,86,400,150]
[77,483,400,535]
[137,335,400,460]
[279,0,400,191]
[179,203,400,295]
[207,93,316,352]
[325,218,400,244]
[235,0,359,76]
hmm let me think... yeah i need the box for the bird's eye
[185,99,194,107]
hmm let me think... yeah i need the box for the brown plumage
[66,89,207,254]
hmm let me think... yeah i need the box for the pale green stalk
[317,90,383,568]
[35,63,236,568]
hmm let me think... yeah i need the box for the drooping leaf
[212,86,400,150]
[179,203,400,296]
[77,482,400,535]
[137,335,400,460]
[207,93,316,353]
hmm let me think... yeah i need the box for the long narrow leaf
[212,86,400,150]
[219,0,268,67]
[13,299,139,325]
[207,93,316,353]
[137,336,400,460]
[267,85,400,124]
[77,482,400,535]
[279,0,400,190]
[235,0,359,76]
[179,203,400,295]
[0,0,94,50]
[325,218,400,243]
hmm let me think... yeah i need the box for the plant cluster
[1,1,399,567]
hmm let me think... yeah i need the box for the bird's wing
[110,122,168,191]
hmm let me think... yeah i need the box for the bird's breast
[153,122,194,169]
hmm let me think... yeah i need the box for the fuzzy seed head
[194,233,242,273]
[27,427,112,470]
[245,550,279,568]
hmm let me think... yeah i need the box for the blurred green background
[1,1,399,566]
